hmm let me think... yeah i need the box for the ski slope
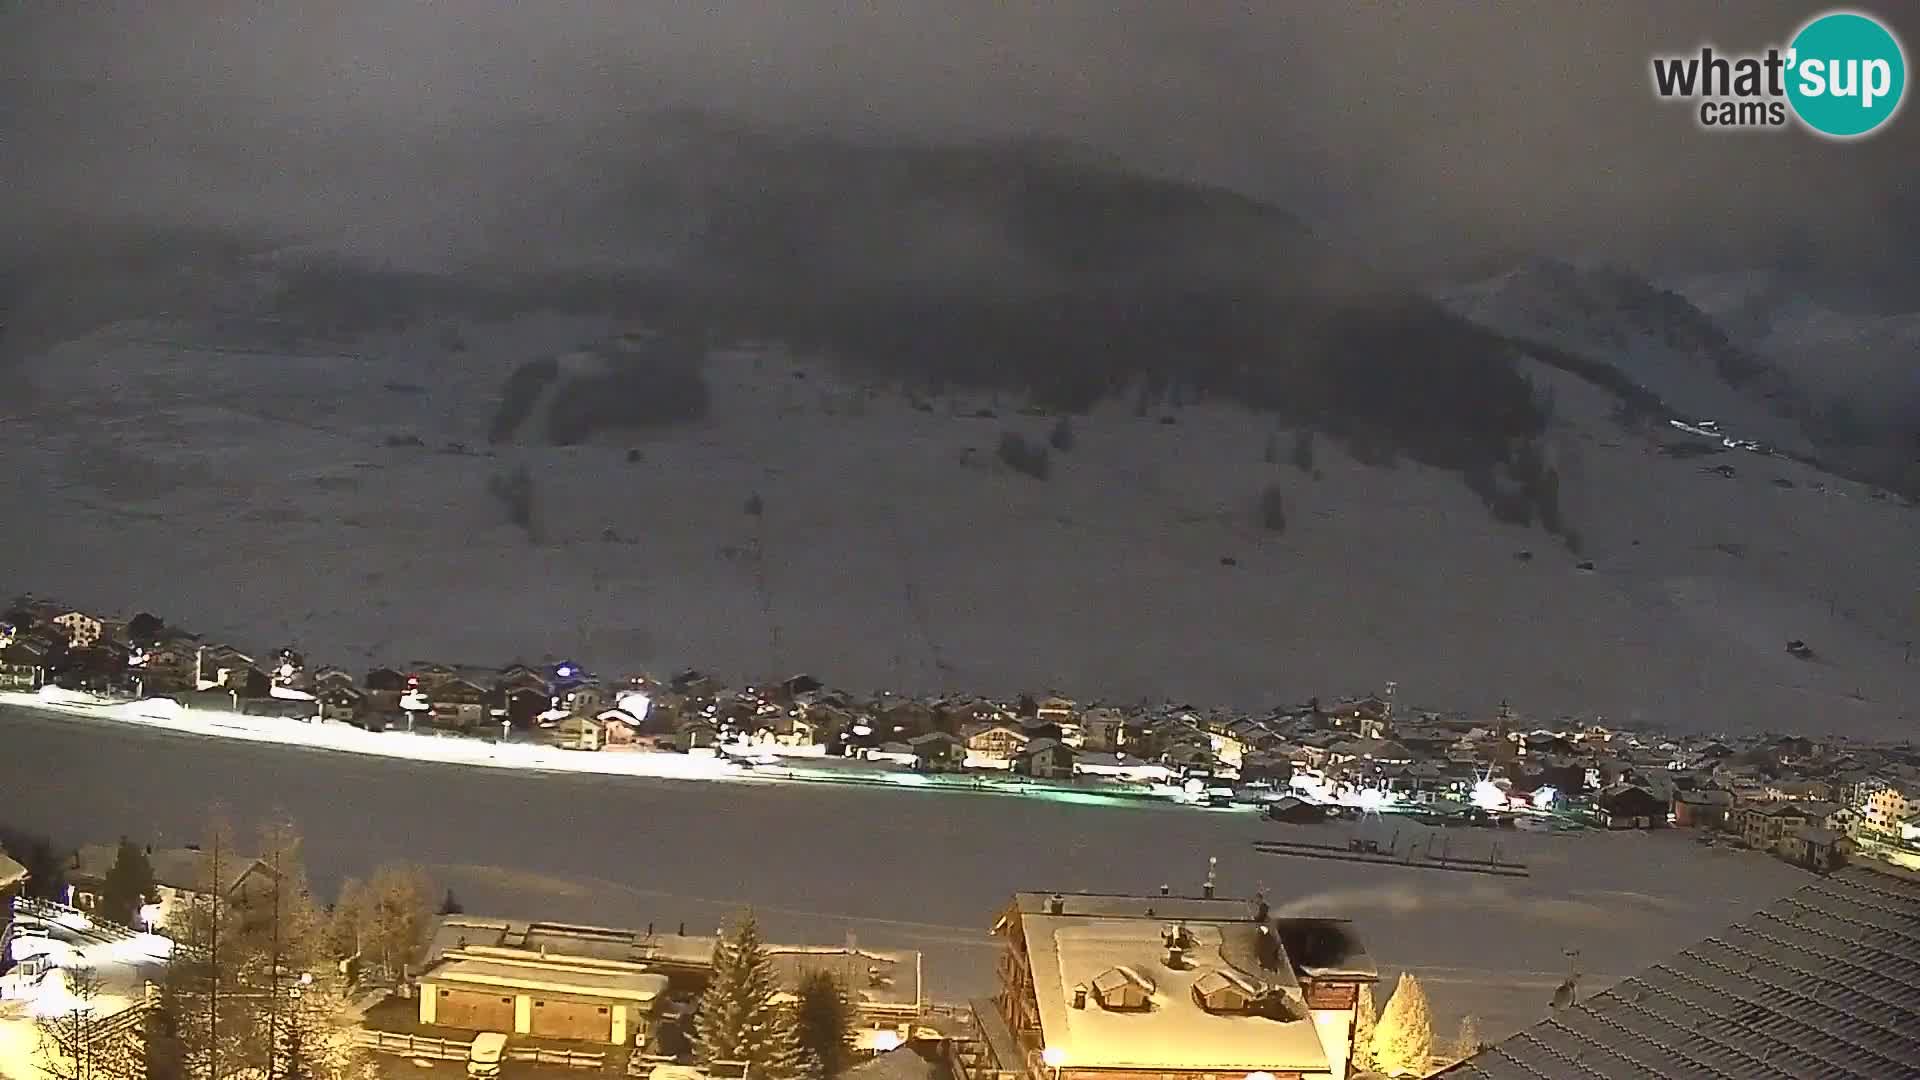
[2,309,1916,736]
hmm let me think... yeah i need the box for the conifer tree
[793,970,856,1079]
[1373,972,1434,1077]
[101,837,157,928]
[695,913,812,1080]
[1453,1013,1484,1062]
[1350,982,1378,1073]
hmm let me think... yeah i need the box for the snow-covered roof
[1015,912,1327,1072]
[843,1048,940,1080]
[1441,864,1920,1079]
[423,949,668,1003]
[422,915,922,1010]
[1008,893,1261,922]
[70,844,281,904]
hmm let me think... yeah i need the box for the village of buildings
[4,594,1920,874]
[6,591,1920,1079]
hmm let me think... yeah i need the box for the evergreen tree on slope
[695,913,813,1080]
[1373,972,1434,1077]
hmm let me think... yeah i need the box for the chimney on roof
[1164,926,1188,970]
[1048,893,1065,915]
[846,930,858,954]
[1159,884,1170,896]
[1072,986,1088,1010]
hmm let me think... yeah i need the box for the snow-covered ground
[0,900,171,1080]
[1674,269,1920,428]
[0,689,746,782]
[1439,258,1814,455]
[0,692,1165,801]
[2,309,1917,735]
[0,705,1817,1048]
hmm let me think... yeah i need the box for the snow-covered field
[2,309,1916,735]
[0,705,1816,1046]
[0,688,746,782]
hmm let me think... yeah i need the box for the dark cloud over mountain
[2,2,1915,294]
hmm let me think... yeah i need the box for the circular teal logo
[1786,11,1906,137]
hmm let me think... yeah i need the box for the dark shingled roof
[1440,864,1920,1080]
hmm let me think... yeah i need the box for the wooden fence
[351,1030,609,1070]
[505,1046,607,1069]
[11,897,143,942]
[629,1055,747,1078]
[350,1030,471,1061]
[78,1001,153,1050]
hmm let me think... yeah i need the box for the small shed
[1191,968,1260,1013]
[1088,966,1153,1010]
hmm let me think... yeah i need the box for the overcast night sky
[2,2,1915,298]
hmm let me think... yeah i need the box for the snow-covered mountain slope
[1675,270,1920,430]
[1440,259,1814,455]
[3,309,1917,738]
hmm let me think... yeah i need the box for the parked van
[468,1033,508,1078]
